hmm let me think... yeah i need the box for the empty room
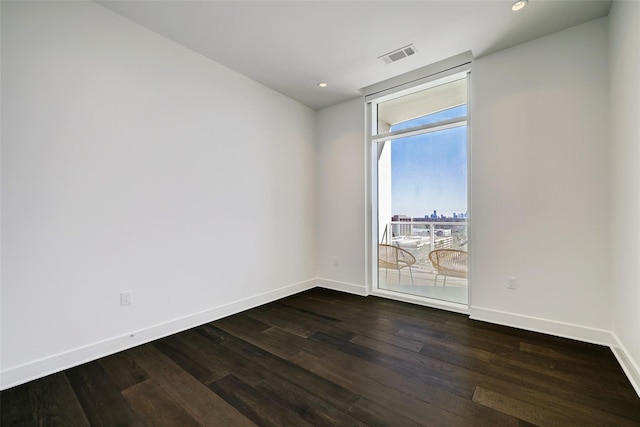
[1,0,639,425]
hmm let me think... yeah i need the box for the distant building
[391,214,412,237]
[435,228,452,237]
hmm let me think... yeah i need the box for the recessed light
[511,0,528,12]
[318,82,328,88]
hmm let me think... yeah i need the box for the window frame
[365,66,472,313]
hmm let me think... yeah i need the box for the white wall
[609,0,640,394]
[1,1,316,388]
[316,98,367,294]
[469,18,611,341]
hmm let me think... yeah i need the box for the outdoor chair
[428,249,468,286]
[379,244,416,285]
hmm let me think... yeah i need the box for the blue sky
[390,106,467,218]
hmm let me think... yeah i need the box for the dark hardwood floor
[2,288,640,426]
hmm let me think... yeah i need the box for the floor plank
[0,372,89,427]
[98,350,148,392]
[122,379,201,426]
[198,323,362,411]
[209,374,314,427]
[290,348,517,427]
[127,344,255,426]
[65,361,144,426]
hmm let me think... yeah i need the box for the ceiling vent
[379,44,418,64]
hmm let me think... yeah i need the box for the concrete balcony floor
[378,263,468,305]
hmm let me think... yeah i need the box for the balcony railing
[382,220,467,272]
[383,220,467,252]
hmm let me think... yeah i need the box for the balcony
[378,220,468,305]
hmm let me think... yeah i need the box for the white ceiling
[96,0,612,110]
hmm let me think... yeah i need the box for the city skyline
[392,210,468,221]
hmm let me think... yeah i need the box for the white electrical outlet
[120,290,132,305]
[507,277,517,290]
[333,257,339,267]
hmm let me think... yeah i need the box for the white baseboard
[610,333,640,398]
[316,278,368,296]
[469,306,614,346]
[0,279,317,390]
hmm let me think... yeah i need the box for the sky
[390,105,467,218]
